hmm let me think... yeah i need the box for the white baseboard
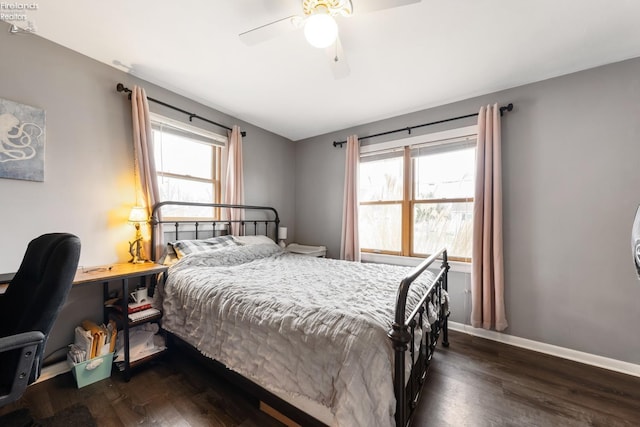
[448,321,640,378]
[34,360,71,384]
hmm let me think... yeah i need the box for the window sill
[360,252,471,274]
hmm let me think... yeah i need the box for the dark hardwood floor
[2,330,639,426]
[0,349,285,427]
[414,331,640,427]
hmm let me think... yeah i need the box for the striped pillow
[170,235,239,259]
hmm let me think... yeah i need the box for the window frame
[150,113,227,221]
[359,125,478,263]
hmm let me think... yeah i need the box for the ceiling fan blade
[325,36,350,79]
[354,0,421,14]
[239,16,302,46]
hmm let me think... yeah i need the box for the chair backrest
[0,233,81,382]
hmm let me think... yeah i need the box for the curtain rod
[116,83,247,137]
[333,103,513,148]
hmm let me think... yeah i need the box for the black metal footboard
[388,249,450,427]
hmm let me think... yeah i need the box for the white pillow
[232,235,278,247]
[158,244,179,266]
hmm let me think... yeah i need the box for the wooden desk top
[73,263,167,285]
[0,262,167,290]
[0,272,13,286]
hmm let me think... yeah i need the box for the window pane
[413,202,473,259]
[153,129,213,180]
[359,156,403,201]
[360,204,402,252]
[157,176,215,218]
[414,147,475,200]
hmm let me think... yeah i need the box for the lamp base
[128,236,147,264]
[279,240,286,248]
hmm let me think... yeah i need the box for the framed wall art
[0,98,45,182]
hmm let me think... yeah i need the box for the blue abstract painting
[0,98,45,182]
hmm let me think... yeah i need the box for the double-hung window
[151,113,226,219]
[359,126,477,262]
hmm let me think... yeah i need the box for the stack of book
[128,300,152,313]
[105,298,160,322]
[127,301,160,322]
[70,319,117,362]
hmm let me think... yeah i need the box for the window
[360,152,404,253]
[151,114,226,219]
[359,126,476,262]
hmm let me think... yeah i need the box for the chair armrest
[0,331,45,353]
[0,331,45,407]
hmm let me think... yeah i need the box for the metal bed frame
[150,201,449,427]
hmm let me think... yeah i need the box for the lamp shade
[278,227,288,240]
[128,206,148,223]
[304,12,338,48]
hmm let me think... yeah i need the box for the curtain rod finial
[116,83,133,95]
[500,103,514,116]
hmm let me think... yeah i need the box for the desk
[0,272,14,293]
[1,262,166,286]
[1,262,168,381]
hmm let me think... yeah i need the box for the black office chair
[0,233,81,408]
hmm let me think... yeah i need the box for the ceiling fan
[239,0,422,79]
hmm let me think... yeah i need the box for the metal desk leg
[102,281,109,324]
[121,277,131,381]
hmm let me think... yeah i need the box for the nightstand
[285,243,327,257]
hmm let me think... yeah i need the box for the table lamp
[128,206,148,263]
[278,227,287,248]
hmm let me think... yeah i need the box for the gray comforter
[160,243,439,427]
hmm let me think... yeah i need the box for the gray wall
[295,57,640,365]
[0,22,295,362]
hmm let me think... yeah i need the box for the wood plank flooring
[1,330,639,426]
[0,349,284,427]
[413,331,640,426]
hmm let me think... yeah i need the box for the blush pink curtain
[224,125,245,236]
[340,135,360,261]
[131,86,160,260]
[471,104,508,331]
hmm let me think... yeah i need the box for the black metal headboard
[149,201,280,261]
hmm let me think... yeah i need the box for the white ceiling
[6,0,640,140]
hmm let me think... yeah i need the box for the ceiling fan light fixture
[304,10,338,48]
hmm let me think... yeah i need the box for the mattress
[158,243,442,427]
